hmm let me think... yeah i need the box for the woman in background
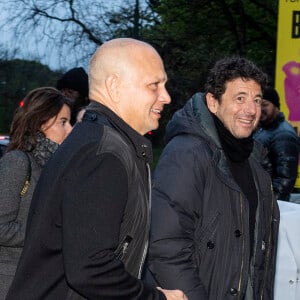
[0,87,72,298]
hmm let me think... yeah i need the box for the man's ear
[206,92,218,114]
[105,74,120,103]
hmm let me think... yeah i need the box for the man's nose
[160,87,171,104]
[244,100,257,114]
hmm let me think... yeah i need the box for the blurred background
[0,0,279,146]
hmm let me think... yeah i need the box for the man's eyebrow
[233,91,262,97]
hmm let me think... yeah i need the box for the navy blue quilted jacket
[254,112,300,201]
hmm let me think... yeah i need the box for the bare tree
[0,0,153,70]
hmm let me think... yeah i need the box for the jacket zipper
[260,184,275,299]
[137,163,151,279]
[237,193,245,300]
[115,235,133,260]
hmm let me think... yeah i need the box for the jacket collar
[86,100,153,163]
[190,93,222,148]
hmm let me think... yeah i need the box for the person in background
[56,67,90,125]
[146,57,279,299]
[0,87,72,299]
[6,38,187,300]
[254,86,300,201]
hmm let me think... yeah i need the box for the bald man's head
[88,38,170,135]
[89,38,160,97]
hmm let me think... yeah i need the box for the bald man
[6,39,187,300]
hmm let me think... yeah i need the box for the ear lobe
[105,74,119,103]
[206,93,218,114]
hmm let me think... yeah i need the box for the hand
[157,287,188,300]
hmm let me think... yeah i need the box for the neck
[212,114,253,162]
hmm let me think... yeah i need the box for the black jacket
[254,112,300,201]
[6,101,165,300]
[147,93,279,300]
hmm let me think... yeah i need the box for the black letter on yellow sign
[292,11,300,38]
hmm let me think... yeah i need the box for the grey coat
[0,150,40,298]
[0,135,58,299]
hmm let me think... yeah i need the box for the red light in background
[19,100,24,107]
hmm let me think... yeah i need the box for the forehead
[224,78,262,95]
[57,104,71,116]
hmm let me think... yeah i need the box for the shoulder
[163,134,215,162]
[278,120,298,134]
[99,126,131,154]
[97,126,134,167]
[156,134,215,180]
[48,125,131,180]
[272,121,299,143]
[0,150,30,187]
[0,150,29,167]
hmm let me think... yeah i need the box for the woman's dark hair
[7,87,71,152]
[204,56,268,101]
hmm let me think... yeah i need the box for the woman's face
[41,104,72,144]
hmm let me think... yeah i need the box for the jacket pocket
[114,235,133,261]
[195,211,221,256]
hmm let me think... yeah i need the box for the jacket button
[234,230,242,237]
[230,288,238,296]
[91,113,97,121]
[207,241,215,249]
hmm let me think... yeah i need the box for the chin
[151,123,159,131]
[234,132,252,139]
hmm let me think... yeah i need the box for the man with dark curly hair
[146,57,280,300]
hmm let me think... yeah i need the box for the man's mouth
[239,118,255,126]
[151,108,161,114]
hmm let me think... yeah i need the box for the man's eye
[149,83,159,90]
[254,98,262,105]
[236,96,244,102]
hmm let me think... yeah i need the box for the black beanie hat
[263,86,280,109]
[56,67,88,98]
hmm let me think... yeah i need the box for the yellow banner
[275,0,300,188]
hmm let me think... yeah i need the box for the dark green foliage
[141,0,278,146]
[0,59,61,133]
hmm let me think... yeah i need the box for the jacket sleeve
[61,152,165,300]
[0,151,30,246]
[148,138,208,300]
[270,131,299,200]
